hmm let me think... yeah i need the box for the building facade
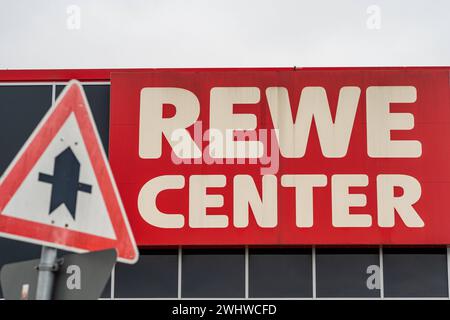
[0,68,449,299]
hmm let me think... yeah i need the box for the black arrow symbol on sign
[38,147,92,220]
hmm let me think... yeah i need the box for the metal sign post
[35,246,58,300]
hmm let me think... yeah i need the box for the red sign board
[0,81,138,263]
[109,69,450,245]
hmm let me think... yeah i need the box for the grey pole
[35,246,58,300]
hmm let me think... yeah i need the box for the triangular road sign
[0,81,138,264]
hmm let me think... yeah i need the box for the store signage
[110,69,450,245]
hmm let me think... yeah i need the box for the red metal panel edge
[0,67,449,82]
[0,68,291,82]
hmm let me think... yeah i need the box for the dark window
[56,85,110,152]
[316,248,380,298]
[182,249,245,298]
[249,248,312,298]
[0,85,53,299]
[383,248,448,297]
[114,249,178,298]
[0,85,53,174]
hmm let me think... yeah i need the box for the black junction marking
[38,147,92,220]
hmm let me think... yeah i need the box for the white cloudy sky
[0,0,449,69]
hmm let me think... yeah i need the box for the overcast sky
[1,0,449,69]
